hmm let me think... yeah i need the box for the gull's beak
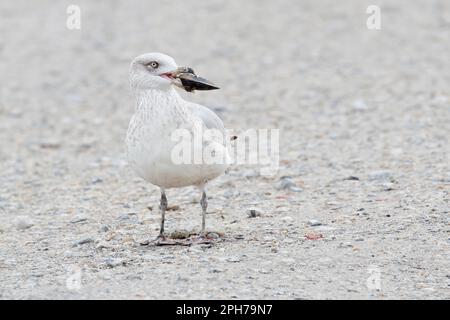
[170,67,219,92]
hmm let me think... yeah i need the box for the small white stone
[226,256,241,263]
[14,216,34,230]
[352,99,369,111]
[281,216,295,222]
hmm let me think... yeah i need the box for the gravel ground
[0,0,449,299]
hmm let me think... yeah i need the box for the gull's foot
[154,234,176,246]
[151,231,224,246]
[189,234,212,245]
[188,232,223,245]
[154,234,191,246]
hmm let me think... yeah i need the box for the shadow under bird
[126,52,230,245]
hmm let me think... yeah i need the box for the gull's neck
[133,87,184,113]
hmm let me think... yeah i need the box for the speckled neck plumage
[134,87,178,111]
[132,88,189,121]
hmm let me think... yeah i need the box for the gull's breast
[126,107,228,188]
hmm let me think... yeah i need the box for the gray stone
[242,169,259,178]
[223,189,240,199]
[369,170,393,181]
[14,216,34,230]
[104,258,124,268]
[276,176,303,192]
[206,232,220,239]
[96,242,111,250]
[307,219,322,226]
[118,212,138,221]
[72,237,94,247]
[247,208,262,218]
[99,225,110,232]
[91,177,103,184]
[226,256,241,263]
[70,216,88,224]
[343,176,360,181]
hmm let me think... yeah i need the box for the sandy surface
[0,0,449,299]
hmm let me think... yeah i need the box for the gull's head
[130,52,219,92]
[129,52,178,91]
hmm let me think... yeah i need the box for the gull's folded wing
[187,103,225,134]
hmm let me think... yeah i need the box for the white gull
[125,52,229,243]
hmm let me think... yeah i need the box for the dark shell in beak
[175,68,219,92]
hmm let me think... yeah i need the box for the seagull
[126,52,230,244]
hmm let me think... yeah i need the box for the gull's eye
[147,61,159,69]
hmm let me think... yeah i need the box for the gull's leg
[158,188,167,239]
[187,184,213,245]
[200,189,207,237]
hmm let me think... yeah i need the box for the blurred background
[0,0,448,299]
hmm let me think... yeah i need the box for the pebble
[258,269,271,274]
[91,177,103,184]
[104,258,124,268]
[369,170,393,181]
[166,204,180,211]
[223,189,240,199]
[226,256,242,263]
[209,268,223,273]
[72,237,94,247]
[352,99,369,111]
[162,256,175,264]
[70,216,88,224]
[176,276,189,282]
[339,242,353,248]
[118,212,138,220]
[281,216,295,222]
[99,225,110,232]
[207,232,220,239]
[39,140,61,149]
[242,169,259,178]
[275,206,290,213]
[14,216,34,230]
[356,208,369,216]
[247,208,262,218]
[96,242,111,249]
[276,176,303,192]
[382,182,395,191]
[282,258,296,264]
[343,176,360,181]
[307,219,322,226]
